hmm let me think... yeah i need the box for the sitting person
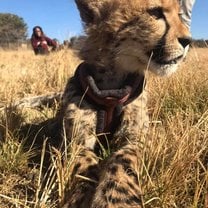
[31,26,57,55]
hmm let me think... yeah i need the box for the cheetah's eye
[147,7,164,20]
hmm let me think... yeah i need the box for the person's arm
[31,38,41,49]
[45,37,57,48]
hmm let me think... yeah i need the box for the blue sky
[1,0,207,42]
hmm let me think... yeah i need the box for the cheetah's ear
[75,0,101,24]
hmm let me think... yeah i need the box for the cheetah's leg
[91,144,143,208]
[90,94,148,208]
[64,149,99,208]
[58,91,100,207]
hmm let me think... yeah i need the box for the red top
[31,35,57,54]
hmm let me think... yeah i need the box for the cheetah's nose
[178,36,192,48]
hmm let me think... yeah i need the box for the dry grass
[0,47,207,207]
[0,49,80,103]
[143,48,208,208]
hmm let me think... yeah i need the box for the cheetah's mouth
[155,55,183,65]
[146,53,185,76]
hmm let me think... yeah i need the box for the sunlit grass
[0,47,207,207]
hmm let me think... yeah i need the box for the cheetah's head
[75,0,191,76]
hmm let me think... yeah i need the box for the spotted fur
[59,0,191,207]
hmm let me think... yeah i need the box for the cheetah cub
[59,0,191,207]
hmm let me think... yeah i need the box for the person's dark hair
[32,26,44,37]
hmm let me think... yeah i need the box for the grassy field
[0,47,207,207]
